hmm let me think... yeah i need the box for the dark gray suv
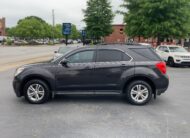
[13,45,169,105]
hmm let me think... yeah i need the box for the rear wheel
[167,57,175,67]
[23,79,51,104]
[125,80,152,105]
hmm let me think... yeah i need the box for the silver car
[53,46,82,60]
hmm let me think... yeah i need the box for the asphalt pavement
[0,67,190,138]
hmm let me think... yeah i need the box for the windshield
[169,47,187,53]
[58,47,76,55]
[51,46,79,62]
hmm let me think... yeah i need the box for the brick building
[0,17,6,36]
[103,24,127,44]
[104,24,177,47]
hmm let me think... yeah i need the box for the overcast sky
[0,0,124,29]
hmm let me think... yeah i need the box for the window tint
[159,46,164,51]
[97,50,130,62]
[67,50,95,63]
[130,48,161,61]
[123,53,132,61]
[162,47,169,52]
[58,47,76,55]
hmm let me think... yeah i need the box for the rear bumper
[157,88,168,95]
[13,77,22,97]
[155,75,169,95]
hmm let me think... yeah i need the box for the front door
[55,50,96,91]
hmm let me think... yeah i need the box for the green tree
[121,0,190,44]
[70,24,80,39]
[7,16,51,39]
[83,0,114,42]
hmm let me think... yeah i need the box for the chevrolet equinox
[13,45,169,105]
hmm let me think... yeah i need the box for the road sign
[81,30,86,37]
[62,23,71,35]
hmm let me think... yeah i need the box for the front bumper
[13,77,22,97]
[174,58,190,66]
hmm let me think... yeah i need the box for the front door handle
[85,66,92,69]
[121,63,127,67]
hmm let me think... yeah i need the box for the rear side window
[130,48,161,61]
[96,49,131,62]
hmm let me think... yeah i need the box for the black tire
[167,57,175,67]
[125,80,152,105]
[23,79,51,104]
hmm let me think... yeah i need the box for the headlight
[15,67,25,76]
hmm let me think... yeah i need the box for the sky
[0,0,124,29]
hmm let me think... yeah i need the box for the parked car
[13,45,169,105]
[14,40,28,46]
[53,46,82,60]
[156,45,190,67]
[67,39,73,44]
[138,43,152,47]
[60,39,66,44]
[73,40,78,44]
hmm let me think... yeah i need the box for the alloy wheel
[130,84,149,103]
[27,84,45,102]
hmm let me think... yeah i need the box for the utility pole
[52,9,55,45]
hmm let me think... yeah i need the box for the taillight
[156,62,167,74]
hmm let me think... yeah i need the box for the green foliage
[83,0,114,40]
[7,16,80,40]
[121,0,190,41]
[70,24,80,39]
[7,16,51,39]
[5,38,13,45]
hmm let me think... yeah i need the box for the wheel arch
[20,75,54,96]
[122,76,156,95]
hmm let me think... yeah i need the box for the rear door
[93,49,133,91]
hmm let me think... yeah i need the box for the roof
[82,44,150,50]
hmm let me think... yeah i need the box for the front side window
[96,49,130,62]
[67,50,95,63]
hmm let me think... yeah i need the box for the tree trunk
[138,36,140,42]
[157,35,161,46]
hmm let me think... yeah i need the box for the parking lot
[0,46,190,138]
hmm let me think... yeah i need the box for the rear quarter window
[130,48,161,61]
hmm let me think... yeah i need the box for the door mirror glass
[164,50,169,53]
[54,51,58,53]
[60,59,69,66]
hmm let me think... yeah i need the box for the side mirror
[164,50,169,53]
[60,59,69,67]
[54,51,58,53]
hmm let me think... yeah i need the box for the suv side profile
[13,45,169,105]
[156,45,190,67]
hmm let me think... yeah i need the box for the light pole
[52,9,55,45]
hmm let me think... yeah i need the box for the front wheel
[125,80,152,105]
[23,79,51,104]
[167,57,175,67]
